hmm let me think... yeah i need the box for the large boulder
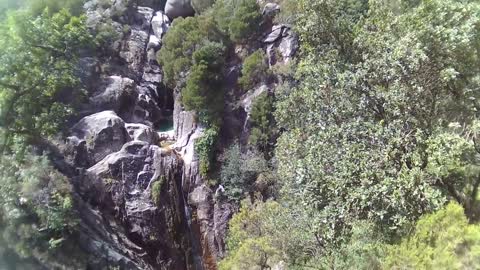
[164,0,195,19]
[119,29,150,78]
[69,111,129,166]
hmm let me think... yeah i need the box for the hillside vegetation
[1,0,480,269]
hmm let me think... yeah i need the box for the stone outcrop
[263,24,299,66]
[126,123,160,143]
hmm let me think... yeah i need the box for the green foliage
[27,0,86,16]
[220,143,269,201]
[191,0,215,14]
[318,221,387,270]
[214,0,262,42]
[385,202,480,269]
[249,92,275,153]
[196,127,220,177]
[0,0,26,17]
[239,49,269,90]
[0,153,78,260]
[94,19,121,49]
[0,9,94,152]
[151,177,164,206]
[220,200,318,269]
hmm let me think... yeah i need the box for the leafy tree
[275,0,480,250]
[27,0,86,16]
[239,49,269,90]
[318,221,387,270]
[214,0,262,42]
[385,202,480,269]
[157,15,223,88]
[220,143,269,201]
[220,200,319,269]
[0,9,94,153]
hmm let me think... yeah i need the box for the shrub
[27,0,86,15]
[385,202,480,269]
[239,49,269,90]
[94,19,121,49]
[0,153,78,259]
[249,92,274,152]
[151,177,164,206]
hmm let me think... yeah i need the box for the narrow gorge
[48,0,297,269]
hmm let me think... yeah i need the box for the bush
[385,202,480,269]
[0,153,78,259]
[27,0,86,15]
[220,143,268,201]
[94,19,121,49]
[196,127,220,177]
[183,42,226,125]
[239,49,269,90]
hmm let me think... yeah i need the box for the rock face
[86,141,191,269]
[88,76,136,115]
[165,0,195,19]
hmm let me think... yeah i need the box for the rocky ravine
[60,0,298,269]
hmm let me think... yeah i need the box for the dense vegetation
[221,0,480,268]
[0,0,92,267]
